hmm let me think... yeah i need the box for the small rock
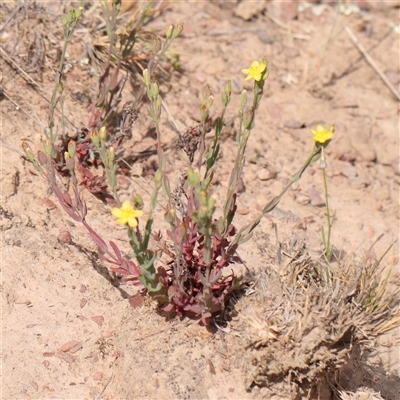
[366,226,375,239]
[237,208,250,215]
[117,175,131,190]
[236,177,246,193]
[60,341,82,353]
[57,351,76,364]
[195,72,207,83]
[79,284,87,293]
[234,0,266,20]
[257,168,277,181]
[43,198,57,209]
[266,0,298,21]
[92,372,103,381]
[341,165,357,179]
[80,298,88,308]
[91,315,104,327]
[30,380,39,392]
[384,70,400,85]
[43,351,55,357]
[308,187,325,207]
[43,360,50,369]
[264,102,282,122]
[284,120,304,129]
[332,97,358,109]
[295,193,311,205]
[338,152,357,163]
[58,230,72,245]
[129,295,144,308]
[391,157,400,175]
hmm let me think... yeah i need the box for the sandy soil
[1,1,399,399]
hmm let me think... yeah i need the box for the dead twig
[96,374,114,400]
[345,26,400,101]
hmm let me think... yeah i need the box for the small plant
[22,6,331,326]
[311,125,335,262]
[107,58,333,325]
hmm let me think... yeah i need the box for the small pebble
[308,187,325,207]
[366,226,375,239]
[60,341,82,353]
[92,372,103,381]
[91,315,104,327]
[295,193,310,205]
[257,168,277,181]
[58,231,72,245]
[341,165,357,179]
[390,157,400,175]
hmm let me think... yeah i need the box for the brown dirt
[1,1,399,399]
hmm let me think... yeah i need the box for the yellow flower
[241,60,267,81]
[111,200,143,228]
[311,125,334,144]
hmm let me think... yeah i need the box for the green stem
[322,168,333,261]
[228,144,322,250]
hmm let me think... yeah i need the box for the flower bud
[155,96,162,119]
[22,142,36,163]
[164,208,176,224]
[68,140,76,157]
[150,81,159,100]
[108,147,115,164]
[202,85,212,103]
[166,25,173,39]
[224,80,231,97]
[172,24,183,39]
[243,109,254,130]
[143,69,151,87]
[90,130,100,147]
[44,139,53,157]
[155,169,162,187]
[37,150,48,165]
[75,6,83,19]
[64,151,75,171]
[132,193,144,209]
[99,126,107,141]
[205,95,214,109]
[187,167,200,186]
[200,104,209,122]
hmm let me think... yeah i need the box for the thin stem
[322,168,333,261]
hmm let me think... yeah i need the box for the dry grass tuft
[338,387,384,400]
[240,238,400,398]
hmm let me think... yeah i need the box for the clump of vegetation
[239,238,399,398]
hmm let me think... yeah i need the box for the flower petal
[127,216,138,227]
[117,217,128,225]
[121,200,132,211]
[111,208,122,218]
